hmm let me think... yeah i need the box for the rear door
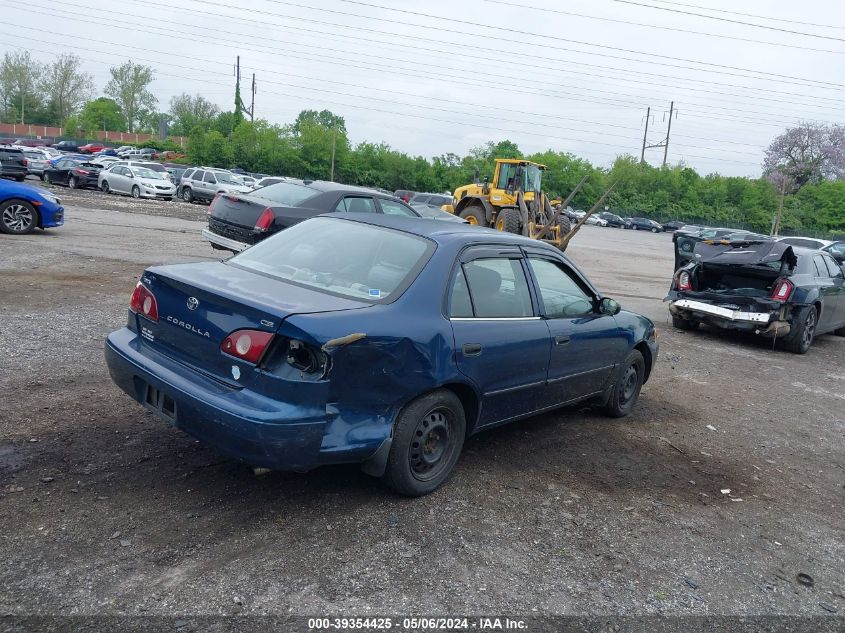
[448,246,551,427]
[812,254,839,331]
[821,254,845,328]
[525,252,627,405]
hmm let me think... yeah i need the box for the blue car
[0,178,64,234]
[105,215,658,495]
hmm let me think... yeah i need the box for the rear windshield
[134,162,165,172]
[251,182,319,206]
[230,217,434,301]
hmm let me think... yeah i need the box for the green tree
[40,53,94,126]
[0,50,44,124]
[69,97,126,135]
[168,93,219,136]
[104,60,156,133]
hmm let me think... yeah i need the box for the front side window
[230,217,433,301]
[379,199,416,216]
[528,258,594,318]
[337,197,376,213]
[203,172,217,184]
[462,258,533,318]
[822,254,843,278]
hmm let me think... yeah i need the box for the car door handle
[555,335,570,345]
[462,343,482,357]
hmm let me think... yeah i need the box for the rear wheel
[672,314,699,331]
[101,180,110,194]
[632,224,639,230]
[68,176,78,189]
[651,227,659,233]
[834,326,845,337]
[182,187,193,203]
[43,173,52,185]
[0,199,38,235]
[382,389,466,496]
[131,185,141,198]
[495,207,521,234]
[783,305,817,354]
[459,205,486,226]
[603,350,645,418]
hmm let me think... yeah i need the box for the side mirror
[599,297,621,316]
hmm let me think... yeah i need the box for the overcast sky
[3,0,844,176]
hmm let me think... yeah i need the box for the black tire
[496,207,521,234]
[458,205,486,227]
[651,227,659,233]
[101,180,110,194]
[603,349,645,418]
[68,176,78,189]
[632,224,639,230]
[182,187,193,203]
[382,389,466,496]
[0,198,38,235]
[131,185,141,199]
[783,305,817,354]
[39,174,45,181]
[559,214,572,234]
[672,314,699,331]
[15,175,25,182]
[43,173,51,185]
[834,326,845,337]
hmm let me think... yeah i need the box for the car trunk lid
[135,262,372,386]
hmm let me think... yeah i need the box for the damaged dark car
[106,215,658,496]
[667,239,845,353]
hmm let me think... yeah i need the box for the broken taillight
[770,278,794,301]
[129,283,159,322]
[221,329,275,364]
[677,270,692,291]
[208,193,220,214]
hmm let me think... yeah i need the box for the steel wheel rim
[465,215,477,225]
[495,217,504,231]
[803,311,816,348]
[3,204,33,232]
[619,364,639,405]
[409,408,453,481]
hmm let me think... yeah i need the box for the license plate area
[144,385,177,422]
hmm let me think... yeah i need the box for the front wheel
[651,227,659,233]
[458,206,486,226]
[0,199,38,235]
[603,349,645,418]
[382,389,466,496]
[182,187,193,203]
[43,173,52,185]
[495,207,521,234]
[131,185,141,198]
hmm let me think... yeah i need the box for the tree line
[2,50,843,237]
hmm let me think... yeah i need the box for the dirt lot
[1,185,843,627]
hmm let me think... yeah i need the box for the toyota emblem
[186,297,199,311]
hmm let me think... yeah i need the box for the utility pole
[330,130,337,182]
[235,56,256,123]
[640,107,651,163]
[249,73,256,122]
[771,176,787,236]
[662,101,675,167]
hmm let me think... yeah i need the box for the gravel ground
[0,184,843,629]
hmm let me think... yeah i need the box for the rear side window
[411,194,431,204]
[822,255,843,278]
[813,255,830,278]
[379,199,416,216]
[192,170,205,181]
[460,258,533,318]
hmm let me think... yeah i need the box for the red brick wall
[0,122,186,147]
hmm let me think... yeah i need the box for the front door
[819,254,845,329]
[524,253,628,406]
[448,248,551,427]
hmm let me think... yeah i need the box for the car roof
[327,212,562,251]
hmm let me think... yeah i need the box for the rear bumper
[202,228,249,252]
[669,299,789,337]
[104,327,329,470]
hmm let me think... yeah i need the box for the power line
[312,0,845,87]
[643,0,845,31]
[17,1,843,130]
[478,0,845,55]
[608,0,845,43]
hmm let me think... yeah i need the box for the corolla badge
[186,296,199,311]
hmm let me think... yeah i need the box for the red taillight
[208,193,220,215]
[254,208,274,231]
[76,169,89,175]
[21,158,28,166]
[220,329,274,364]
[129,283,159,322]
[677,270,692,291]
[771,278,794,301]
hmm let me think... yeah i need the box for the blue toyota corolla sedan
[105,214,658,495]
[0,178,64,234]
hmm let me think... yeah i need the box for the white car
[585,215,608,227]
[98,164,177,200]
[90,156,120,168]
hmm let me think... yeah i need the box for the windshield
[134,167,163,180]
[252,182,319,206]
[230,217,434,301]
[524,165,542,192]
